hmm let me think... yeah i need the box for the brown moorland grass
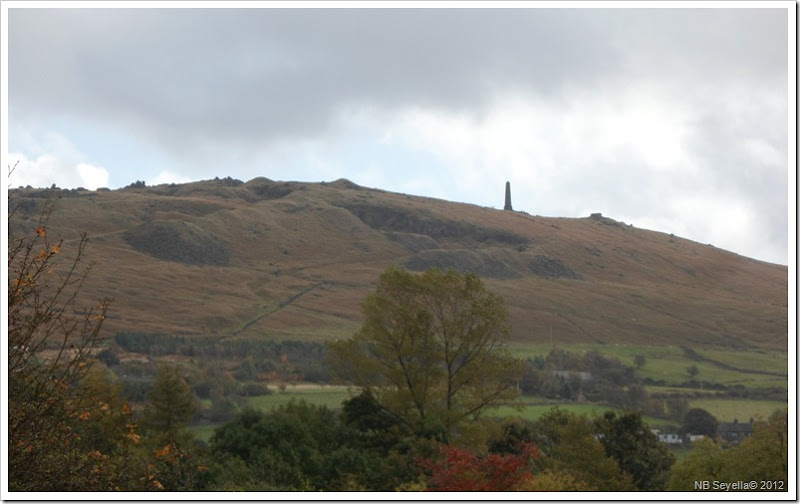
[10,178,787,352]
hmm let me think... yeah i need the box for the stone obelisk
[504,181,513,211]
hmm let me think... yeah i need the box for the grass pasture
[491,402,617,422]
[246,384,353,411]
[507,342,788,390]
[188,385,354,442]
[503,342,788,429]
[687,398,787,423]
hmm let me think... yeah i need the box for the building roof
[719,420,754,434]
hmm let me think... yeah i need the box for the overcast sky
[4,4,793,265]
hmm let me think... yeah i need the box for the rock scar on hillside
[384,231,439,252]
[338,202,529,246]
[528,255,583,280]
[122,220,230,266]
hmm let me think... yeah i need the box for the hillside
[8,177,788,351]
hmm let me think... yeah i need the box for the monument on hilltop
[504,181,513,211]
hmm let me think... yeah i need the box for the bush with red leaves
[418,442,540,491]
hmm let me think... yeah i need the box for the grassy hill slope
[9,177,788,351]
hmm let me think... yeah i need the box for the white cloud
[76,162,110,189]
[8,152,109,190]
[663,194,779,263]
[381,89,696,210]
[7,127,111,190]
[742,137,785,169]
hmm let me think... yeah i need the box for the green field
[490,402,617,421]
[506,343,788,389]
[246,384,353,411]
[188,385,354,442]
[687,398,787,423]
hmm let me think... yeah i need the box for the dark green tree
[593,410,675,491]
[341,390,406,452]
[136,364,208,490]
[208,401,377,491]
[141,364,198,437]
[329,267,522,437]
[489,417,537,456]
[665,397,690,422]
[680,408,718,438]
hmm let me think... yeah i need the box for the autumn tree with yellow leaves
[330,266,523,439]
[6,185,197,491]
[7,190,120,490]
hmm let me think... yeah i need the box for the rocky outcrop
[528,255,582,280]
[384,231,439,252]
[244,178,298,200]
[588,213,624,227]
[339,202,529,246]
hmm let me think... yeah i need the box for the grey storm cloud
[14,8,785,143]
[10,9,615,137]
[10,8,787,146]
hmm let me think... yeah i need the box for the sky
[3,3,794,266]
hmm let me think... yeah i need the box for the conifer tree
[141,364,198,437]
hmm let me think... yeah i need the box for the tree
[417,442,540,491]
[634,354,646,369]
[341,390,405,453]
[329,267,522,437]
[593,410,675,491]
[669,410,788,491]
[515,468,595,491]
[73,367,167,491]
[530,409,634,491]
[208,401,377,491]
[8,195,114,491]
[76,367,139,456]
[141,364,199,438]
[8,182,203,491]
[135,364,206,490]
[721,410,788,484]
[687,364,699,380]
[680,408,718,438]
[665,397,690,422]
[668,437,726,490]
